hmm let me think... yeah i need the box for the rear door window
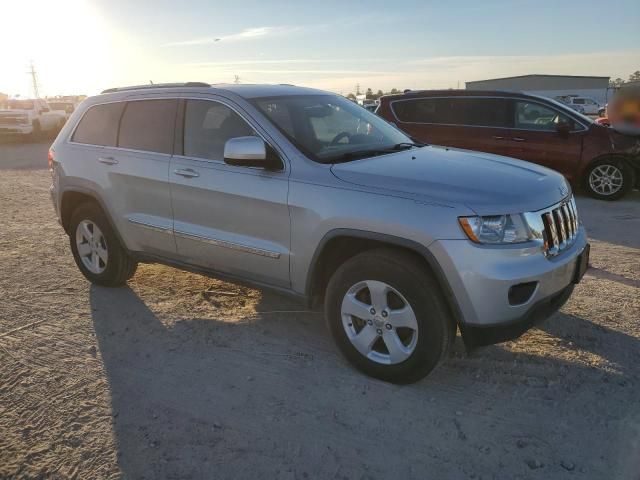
[183,100,257,161]
[449,98,509,127]
[392,97,509,127]
[72,102,125,146]
[118,99,177,154]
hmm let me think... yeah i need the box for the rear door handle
[174,168,200,178]
[512,137,526,142]
[492,135,505,140]
[98,156,118,165]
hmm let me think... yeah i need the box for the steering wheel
[330,131,351,146]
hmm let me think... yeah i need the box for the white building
[465,74,613,106]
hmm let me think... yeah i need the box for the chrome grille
[0,115,25,126]
[541,197,579,257]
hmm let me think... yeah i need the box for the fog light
[508,282,538,306]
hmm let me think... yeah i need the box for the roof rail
[101,82,210,94]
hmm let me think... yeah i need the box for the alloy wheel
[341,280,418,365]
[75,220,108,274]
[589,164,624,196]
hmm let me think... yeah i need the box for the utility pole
[27,61,40,98]
[356,83,361,95]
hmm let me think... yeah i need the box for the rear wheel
[584,158,633,200]
[69,203,137,286]
[324,249,455,384]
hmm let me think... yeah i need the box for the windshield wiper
[323,144,425,164]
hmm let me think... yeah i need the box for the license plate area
[572,243,590,284]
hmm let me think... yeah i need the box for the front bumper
[430,226,588,345]
[0,125,33,135]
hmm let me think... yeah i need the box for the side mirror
[224,136,281,170]
[556,120,571,136]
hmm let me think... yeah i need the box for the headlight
[458,214,532,244]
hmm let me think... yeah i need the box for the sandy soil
[0,167,639,480]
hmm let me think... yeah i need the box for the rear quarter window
[118,99,177,154]
[71,102,125,146]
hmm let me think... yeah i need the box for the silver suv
[49,83,590,383]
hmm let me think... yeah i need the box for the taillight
[48,149,55,171]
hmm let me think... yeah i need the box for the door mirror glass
[224,136,278,169]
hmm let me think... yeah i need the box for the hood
[330,146,571,215]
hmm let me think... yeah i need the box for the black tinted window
[72,102,125,146]
[118,99,177,154]
[393,97,509,127]
[183,100,256,160]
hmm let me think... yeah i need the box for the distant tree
[609,78,625,88]
[389,88,399,94]
[629,70,640,82]
[346,93,357,101]
[365,88,373,99]
[376,89,384,98]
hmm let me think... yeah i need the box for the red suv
[377,90,639,200]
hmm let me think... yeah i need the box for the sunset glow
[1,0,638,97]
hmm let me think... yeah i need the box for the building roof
[466,74,610,84]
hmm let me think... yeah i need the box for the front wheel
[324,249,455,384]
[584,158,633,200]
[29,121,42,142]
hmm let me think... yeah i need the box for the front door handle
[98,156,118,165]
[492,135,505,140]
[512,137,526,142]
[174,168,200,178]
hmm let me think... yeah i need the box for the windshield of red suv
[7,100,35,110]
[252,94,413,163]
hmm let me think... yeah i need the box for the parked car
[556,95,601,115]
[49,83,589,383]
[47,100,77,121]
[377,90,640,200]
[0,98,66,139]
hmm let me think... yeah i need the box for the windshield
[7,100,35,110]
[252,94,413,163]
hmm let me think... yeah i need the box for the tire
[583,158,633,201]
[29,121,42,142]
[69,203,137,286]
[324,248,455,384]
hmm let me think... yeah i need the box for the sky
[1,0,639,98]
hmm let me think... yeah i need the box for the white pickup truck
[556,96,601,115]
[47,100,77,121]
[0,98,66,139]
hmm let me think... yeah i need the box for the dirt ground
[1,161,639,479]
